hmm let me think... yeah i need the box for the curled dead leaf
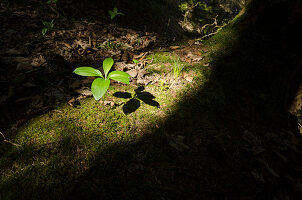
[63,42,73,49]
[170,46,180,50]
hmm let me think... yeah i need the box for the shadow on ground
[114,86,160,114]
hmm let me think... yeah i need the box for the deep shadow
[0,52,73,131]
[57,0,185,38]
[135,86,160,108]
[63,1,302,199]
[123,99,141,114]
[113,91,132,99]
[114,86,160,114]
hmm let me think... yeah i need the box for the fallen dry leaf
[63,42,73,49]
[184,76,193,82]
[68,97,75,107]
[170,46,180,50]
[184,57,192,63]
[102,100,115,107]
[133,52,144,59]
[188,40,195,46]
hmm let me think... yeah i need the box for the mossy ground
[1,5,301,199]
[0,30,267,200]
[0,45,214,199]
[0,11,248,198]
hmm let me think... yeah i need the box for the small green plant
[42,19,54,36]
[73,58,131,100]
[173,57,184,78]
[103,41,122,51]
[159,80,169,91]
[108,7,124,20]
[135,38,142,46]
[47,0,58,4]
[133,59,139,65]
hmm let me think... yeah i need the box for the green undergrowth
[3,1,295,199]
[0,73,207,199]
[147,52,190,76]
[0,19,239,199]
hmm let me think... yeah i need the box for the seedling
[173,57,184,78]
[135,39,142,46]
[103,41,122,51]
[133,59,139,65]
[73,58,131,100]
[108,7,124,20]
[42,19,54,36]
[47,0,58,4]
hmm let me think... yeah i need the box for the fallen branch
[197,15,225,40]
[183,2,200,23]
[200,31,219,39]
[0,131,22,147]
[198,15,222,33]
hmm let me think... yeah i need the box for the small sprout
[173,57,184,78]
[133,59,139,65]
[103,41,122,51]
[108,7,125,20]
[73,58,131,101]
[47,0,58,4]
[42,19,54,36]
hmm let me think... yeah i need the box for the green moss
[146,52,190,77]
[0,35,219,199]
[148,52,176,64]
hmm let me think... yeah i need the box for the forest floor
[0,1,302,200]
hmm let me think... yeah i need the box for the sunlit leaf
[73,67,103,78]
[103,57,114,78]
[91,78,110,100]
[108,71,131,84]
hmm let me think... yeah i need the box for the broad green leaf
[42,28,48,36]
[91,78,110,100]
[103,57,114,78]
[108,71,131,84]
[73,67,103,78]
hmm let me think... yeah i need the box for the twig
[0,131,22,147]
[150,53,154,64]
[183,2,200,23]
[200,31,219,39]
[198,15,224,39]
[198,15,220,33]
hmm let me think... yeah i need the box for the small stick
[0,131,21,147]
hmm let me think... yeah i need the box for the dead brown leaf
[170,46,180,50]
[63,42,73,49]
